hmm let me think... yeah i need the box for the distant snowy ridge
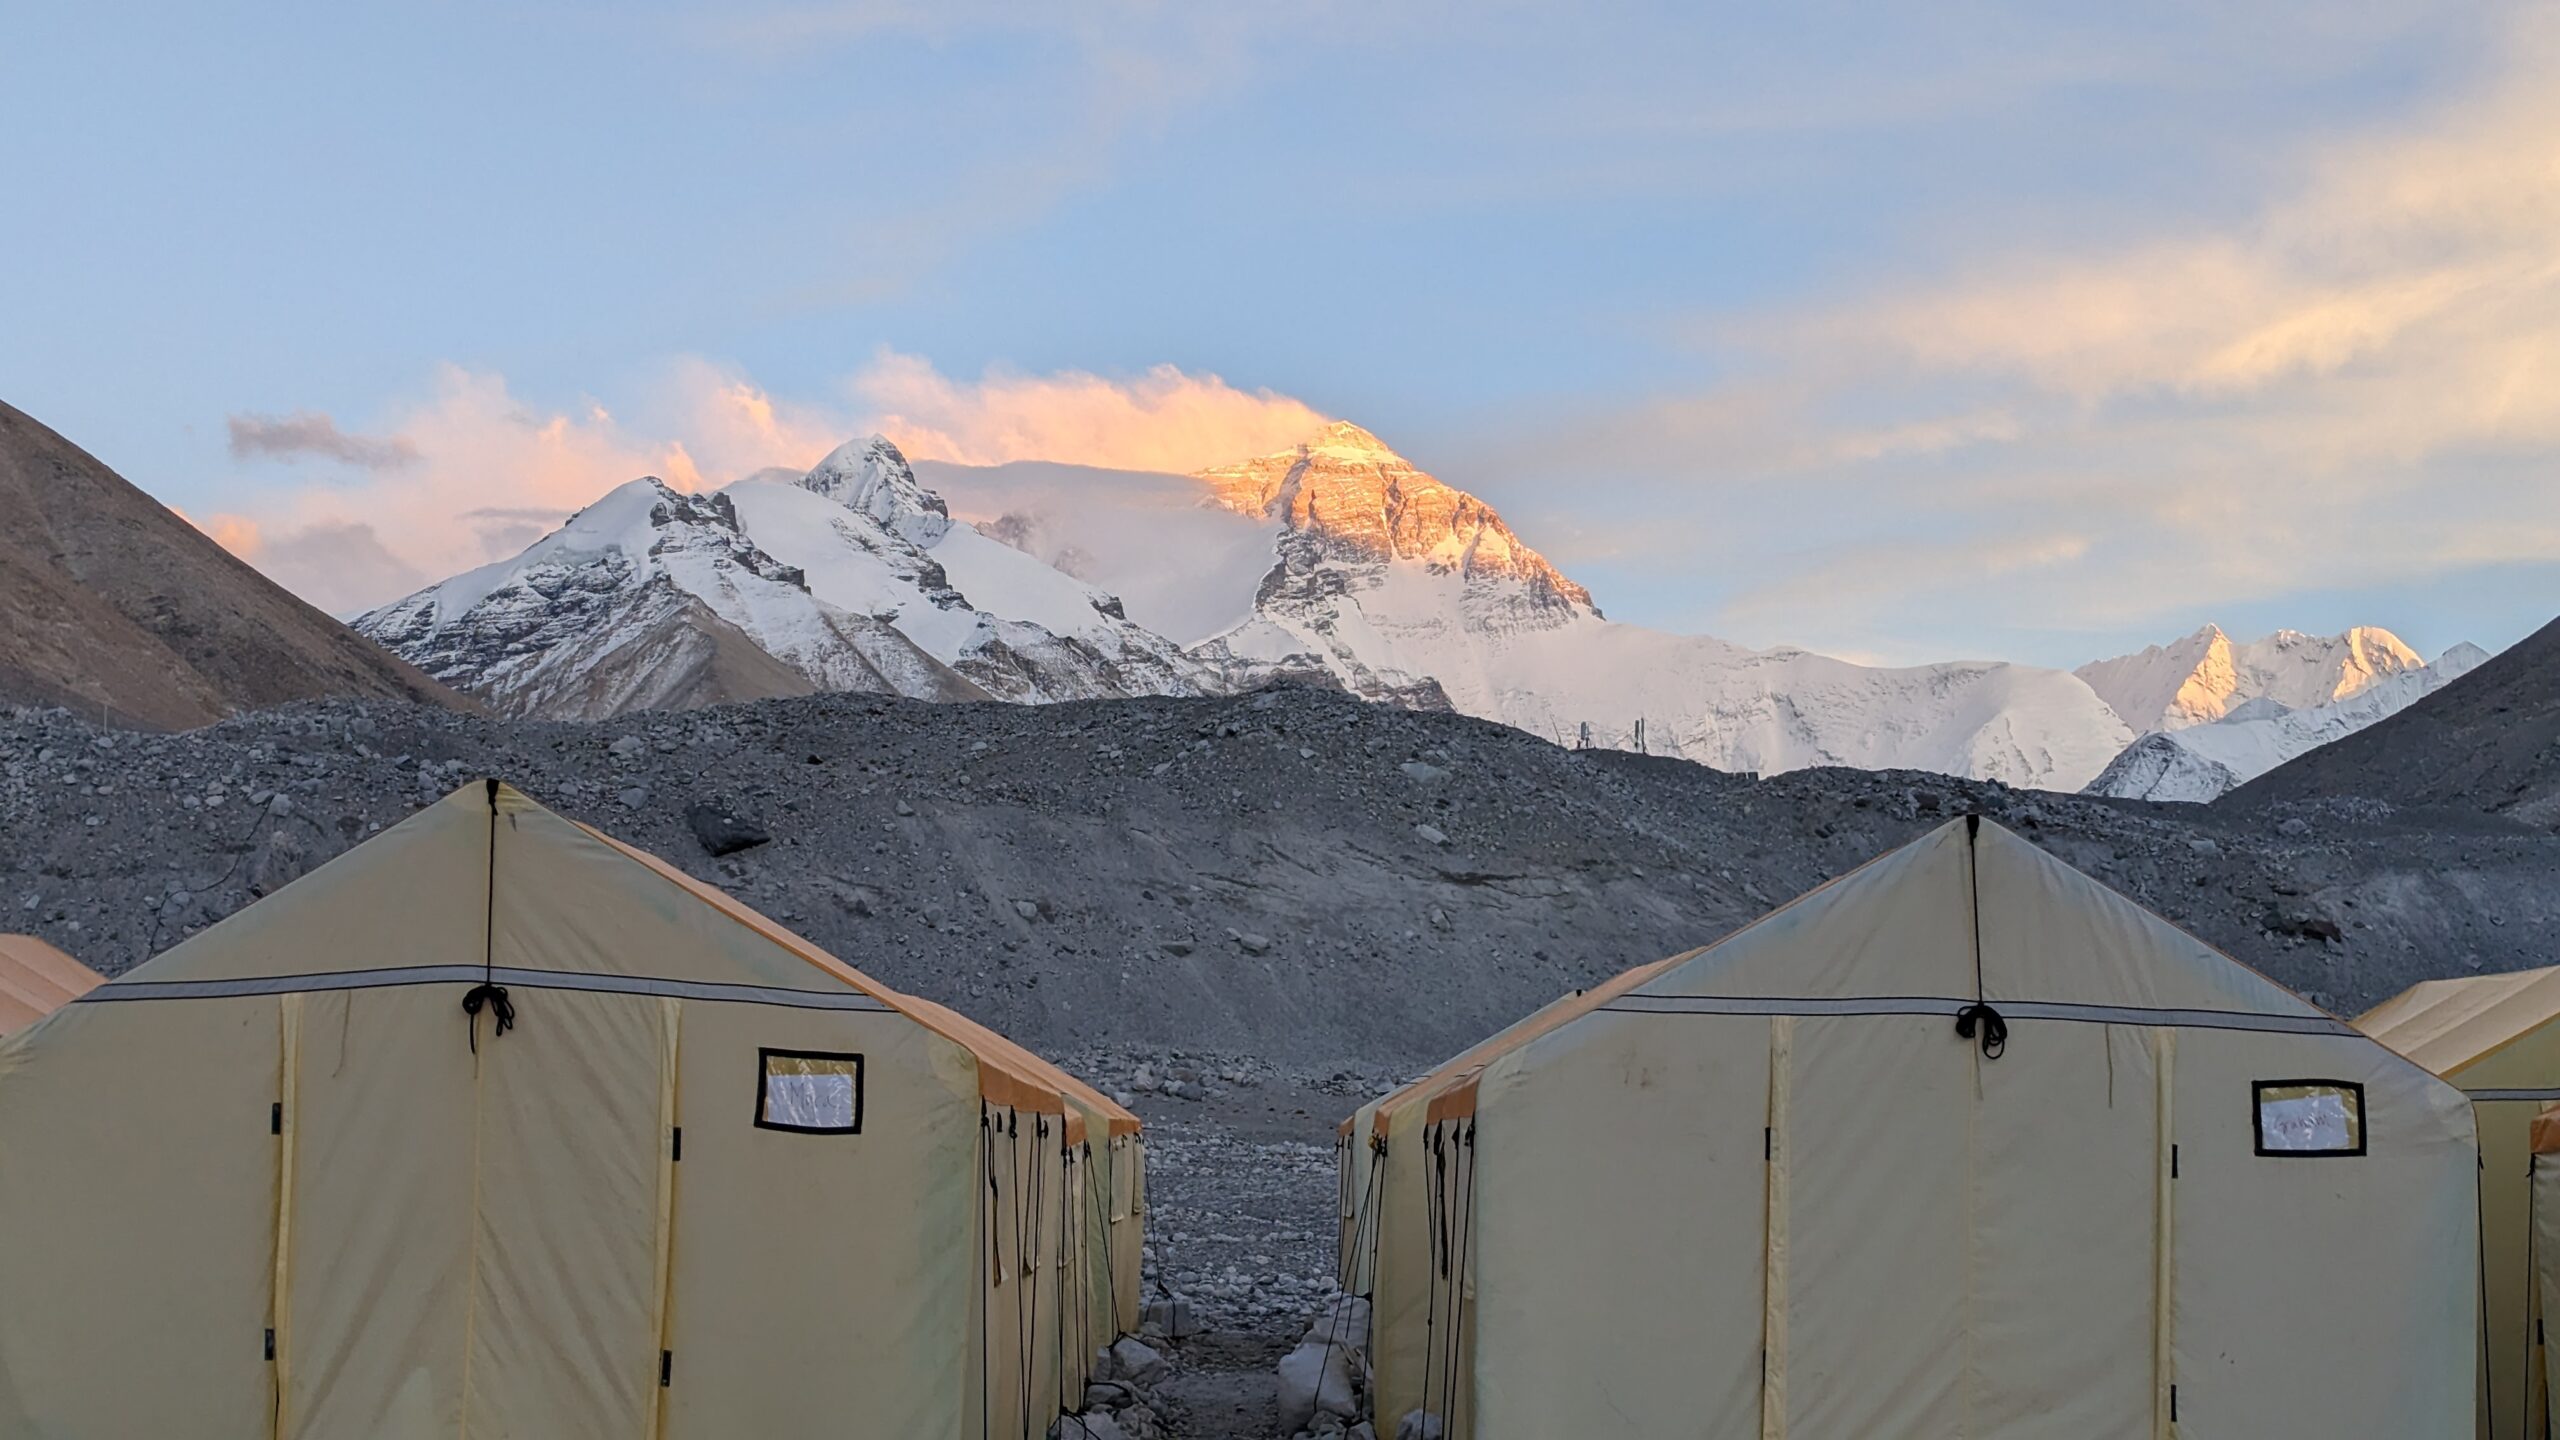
[2075,624,2425,734]
[1177,425,2134,790]
[360,417,2457,795]
[355,479,978,720]
[358,436,1224,718]
[2083,641,2490,801]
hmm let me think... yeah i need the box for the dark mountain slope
[2235,614,2560,827]
[0,400,458,728]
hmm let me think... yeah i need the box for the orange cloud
[852,350,1331,472]
[210,354,1333,616]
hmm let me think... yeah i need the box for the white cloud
[1486,8,2560,658]
[851,350,1329,472]
[207,352,1327,615]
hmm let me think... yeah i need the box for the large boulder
[684,799,772,856]
[1101,1335,1168,1387]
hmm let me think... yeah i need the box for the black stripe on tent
[78,964,896,1012]
[2463,1087,2560,1102]
[1595,993,2355,1037]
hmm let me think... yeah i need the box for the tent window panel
[2252,1079,2365,1157]
[755,1048,864,1134]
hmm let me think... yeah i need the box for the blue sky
[3,2,2553,666]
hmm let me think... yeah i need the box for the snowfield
[362,421,2484,792]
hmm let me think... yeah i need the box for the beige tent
[2361,966,2560,1439]
[0,934,100,1038]
[2532,1106,2560,1440]
[0,781,1142,1439]
[1341,816,2479,1439]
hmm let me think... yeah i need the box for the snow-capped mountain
[1173,424,2135,789]
[730,437,1220,704]
[358,437,1222,718]
[359,416,2466,795]
[355,479,978,720]
[2074,624,2426,734]
[2084,641,2491,801]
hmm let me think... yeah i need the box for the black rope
[986,1110,1004,1284]
[1954,1003,2007,1060]
[1444,1121,1478,1436]
[461,984,515,1054]
[464,778,513,1053]
[1955,813,2006,1060]
[1050,1128,1067,1421]
[2482,1150,2500,1440]
[1313,1140,1387,1434]
[1420,1124,1447,1427]
[1363,1137,1388,1306]
[981,1109,994,1440]
[2526,1152,2539,1440]
[1013,1112,1032,1440]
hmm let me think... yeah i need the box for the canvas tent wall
[1340,816,2480,1440]
[2360,965,2560,1439]
[0,781,1141,1440]
[0,934,99,1038]
[2533,1106,2560,1440]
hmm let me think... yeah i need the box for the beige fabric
[466,988,671,1438]
[2168,1028,2476,1435]
[1346,817,2479,1440]
[0,934,101,1037]
[2360,967,2560,1439]
[1973,1022,2160,1437]
[661,1003,977,1439]
[1466,1012,1771,1438]
[2535,1116,2560,1440]
[2361,965,2560,1079]
[1782,1015,1971,1436]
[283,988,474,1440]
[0,997,282,1435]
[0,781,1132,1439]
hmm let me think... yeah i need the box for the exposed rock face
[357,478,981,719]
[2085,733,2244,803]
[799,433,953,545]
[2238,614,2560,827]
[2086,641,2490,802]
[1187,425,2130,789]
[0,398,458,729]
[2077,624,2427,734]
[1196,422,1594,613]
[361,438,1227,718]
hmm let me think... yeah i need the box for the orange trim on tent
[0,934,102,1037]
[1412,950,1700,1129]
[2533,1102,2560,1157]
[2358,966,2560,1079]
[569,809,1127,1141]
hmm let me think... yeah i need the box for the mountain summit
[1195,423,1595,613]
[360,436,1219,717]
[2075,623,2425,734]
[351,415,2458,796]
[2077,626,2477,801]
[800,434,952,545]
